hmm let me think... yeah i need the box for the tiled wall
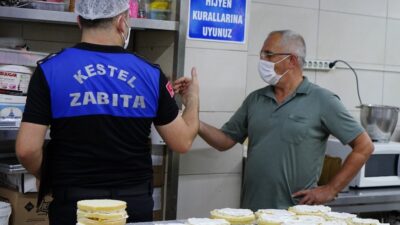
[177,0,400,219]
[176,1,251,218]
[176,45,246,216]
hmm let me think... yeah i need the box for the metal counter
[328,187,400,213]
[126,187,400,224]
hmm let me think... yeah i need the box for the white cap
[75,0,130,20]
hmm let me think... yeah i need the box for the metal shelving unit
[0,7,179,31]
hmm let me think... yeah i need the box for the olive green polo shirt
[221,77,364,211]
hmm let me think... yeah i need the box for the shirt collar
[74,42,127,53]
[263,76,311,98]
[296,76,311,94]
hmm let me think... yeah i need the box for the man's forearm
[181,94,200,141]
[16,122,48,179]
[327,151,369,193]
[18,149,42,179]
[199,121,236,151]
[327,133,373,194]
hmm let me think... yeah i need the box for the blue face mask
[258,56,290,85]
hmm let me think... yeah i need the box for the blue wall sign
[188,0,247,43]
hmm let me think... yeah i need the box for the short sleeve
[153,71,179,126]
[321,94,364,145]
[22,65,52,125]
[221,97,249,144]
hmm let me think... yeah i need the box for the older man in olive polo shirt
[174,30,374,210]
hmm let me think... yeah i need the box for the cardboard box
[0,187,50,225]
[153,210,163,221]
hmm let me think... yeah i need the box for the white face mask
[258,56,290,85]
[121,20,131,49]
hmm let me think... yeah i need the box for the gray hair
[268,30,307,68]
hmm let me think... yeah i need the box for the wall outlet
[304,60,332,71]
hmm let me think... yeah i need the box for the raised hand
[173,67,199,106]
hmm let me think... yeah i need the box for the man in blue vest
[15,0,199,224]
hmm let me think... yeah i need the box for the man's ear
[116,15,125,33]
[288,55,296,68]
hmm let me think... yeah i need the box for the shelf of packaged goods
[0,6,179,31]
